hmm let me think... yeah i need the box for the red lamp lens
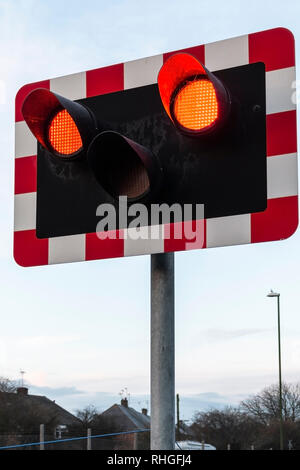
[48,109,83,156]
[158,53,230,135]
[173,79,219,132]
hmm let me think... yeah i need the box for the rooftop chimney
[121,398,128,408]
[142,408,148,416]
[17,387,28,396]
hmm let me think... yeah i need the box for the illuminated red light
[158,53,230,135]
[173,79,219,131]
[158,53,206,122]
[48,109,83,156]
[21,88,95,159]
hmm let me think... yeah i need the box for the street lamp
[267,290,284,450]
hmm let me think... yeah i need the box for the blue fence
[0,429,150,450]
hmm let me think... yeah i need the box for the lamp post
[267,290,284,450]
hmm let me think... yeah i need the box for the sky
[1,0,300,423]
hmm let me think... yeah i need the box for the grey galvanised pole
[40,424,45,450]
[151,252,175,450]
[87,428,92,450]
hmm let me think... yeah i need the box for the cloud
[25,382,246,422]
[17,335,80,348]
[45,390,126,415]
[29,384,84,397]
[194,392,229,400]
[202,328,269,342]
[37,389,244,422]
[178,394,242,421]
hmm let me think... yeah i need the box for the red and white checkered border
[14,27,298,267]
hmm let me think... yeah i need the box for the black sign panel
[36,62,266,239]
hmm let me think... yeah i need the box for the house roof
[102,403,150,431]
[0,390,80,426]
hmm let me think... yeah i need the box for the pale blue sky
[0,0,300,421]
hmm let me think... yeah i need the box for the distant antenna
[20,369,26,387]
[119,387,131,401]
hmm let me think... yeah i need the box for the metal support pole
[176,394,180,440]
[87,428,92,450]
[277,295,284,451]
[151,252,175,450]
[40,424,45,450]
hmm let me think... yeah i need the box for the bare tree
[69,407,121,450]
[190,383,300,450]
[75,405,99,427]
[191,407,261,450]
[241,383,300,424]
[0,377,17,393]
